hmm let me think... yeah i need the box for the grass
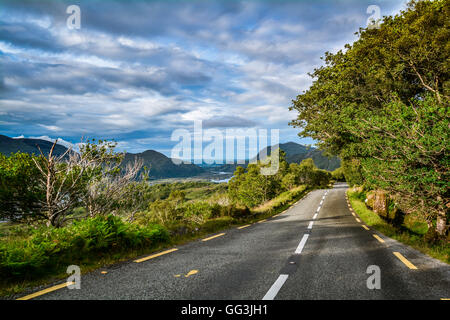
[0,185,312,299]
[347,189,449,264]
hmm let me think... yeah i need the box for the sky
[0,0,407,159]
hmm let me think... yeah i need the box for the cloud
[0,0,407,154]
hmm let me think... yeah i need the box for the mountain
[123,150,204,179]
[0,135,339,178]
[210,142,340,173]
[0,135,69,157]
[258,142,341,171]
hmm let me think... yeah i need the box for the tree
[0,152,45,222]
[32,139,124,227]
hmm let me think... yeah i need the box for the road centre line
[313,213,318,220]
[262,274,289,300]
[307,221,314,229]
[317,206,321,212]
[393,252,418,269]
[17,282,75,300]
[295,234,309,254]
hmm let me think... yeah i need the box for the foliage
[229,151,331,208]
[0,215,169,278]
[0,153,45,222]
[331,167,346,182]
[348,190,449,263]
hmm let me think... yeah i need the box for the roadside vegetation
[0,139,330,297]
[347,188,449,263]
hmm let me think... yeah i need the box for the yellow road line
[355,218,361,223]
[185,270,198,278]
[441,298,450,300]
[258,219,267,223]
[373,234,385,243]
[351,212,356,217]
[238,224,251,229]
[202,233,226,242]
[134,248,178,263]
[17,282,74,300]
[393,252,418,270]
[362,225,370,230]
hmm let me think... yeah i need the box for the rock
[373,190,388,217]
[365,191,376,209]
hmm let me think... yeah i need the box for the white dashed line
[307,221,314,229]
[295,234,310,254]
[317,206,321,212]
[262,274,289,300]
[313,213,318,220]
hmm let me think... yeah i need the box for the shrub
[0,215,169,279]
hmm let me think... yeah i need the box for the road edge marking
[201,233,226,242]
[373,234,385,243]
[17,281,75,300]
[134,248,178,263]
[238,224,251,229]
[393,252,418,269]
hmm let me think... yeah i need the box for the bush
[0,215,169,279]
[331,167,346,182]
[183,202,215,224]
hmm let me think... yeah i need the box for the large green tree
[290,0,449,235]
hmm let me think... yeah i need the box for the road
[26,183,449,300]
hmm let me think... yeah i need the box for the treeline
[228,151,331,208]
[290,0,449,237]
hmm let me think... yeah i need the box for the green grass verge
[347,189,449,264]
[0,185,312,299]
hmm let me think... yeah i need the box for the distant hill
[258,142,341,171]
[0,136,339,178]
[210,142,340,173]
[0,135,69,157]
[123,150,205,179]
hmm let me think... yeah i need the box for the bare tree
[33,138,123,227]
[83,157,144,217]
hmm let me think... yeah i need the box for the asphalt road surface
[27,183,450,300]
